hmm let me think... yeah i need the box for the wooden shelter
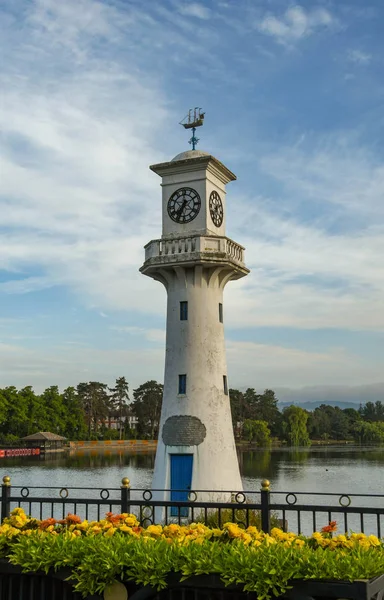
[21,432,67,453]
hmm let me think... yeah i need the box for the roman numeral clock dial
[209,190,223,227]
[167,188,201,224]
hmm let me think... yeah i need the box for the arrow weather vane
[179,107,205,150]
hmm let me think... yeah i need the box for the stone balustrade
[144,235,245,264]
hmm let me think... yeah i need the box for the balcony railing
[144,235,245,264]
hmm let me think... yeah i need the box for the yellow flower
[368,535,380,547]
[264,534,276,546]
[223,523,242,538]
[75,520,89,531]
[335,534,347,543]
[119,524,133,534]
[294,539,305,547]
[144,525,162,538]
[104,526,116,537]
[73,529,82,537]
[124,516,139,527]
[211,528,223,538]
[88,526,102,535]
[239,532,252,545]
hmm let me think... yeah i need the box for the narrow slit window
[179,374,187,395]
[223,375,228,395]
[219,303,223,323]
[180,301,188,321]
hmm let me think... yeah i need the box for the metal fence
[2,475,384,536]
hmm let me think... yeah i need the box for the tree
[0,389,9,433]
[1,387,29,439]
[109,377,130,440]
[26,390,47,434]
[343,407,361,432]
[229,389,246,436]
[243,388,259,420]
[62,387,87,440]
[308,405,331,440]
[257,389,281,436]
[243,420,271,446]
[351,421,384,444]
[282,405,310,447]
[39,386,65,434]
[360,401,384,423]
[77,382,109,438]
[132,380,163,439]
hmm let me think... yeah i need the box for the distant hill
[275,383,384,409]
[278,400,360,411]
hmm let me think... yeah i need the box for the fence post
[1,475,11,521]
[260,479,270,533]
[121,477,131,514]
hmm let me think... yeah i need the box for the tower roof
[171,149,210,162]
[150,150,236,184]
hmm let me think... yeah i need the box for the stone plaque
[162,415,206,446]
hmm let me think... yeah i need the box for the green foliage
[3,533,384,599]
[132,380,163,439]
[243,420,271,446]
[351,421,384,444]
[0,377,383,445]
[282,406,311,447]
[194,507,281,530]
[109,377,130,440]
[230,389,281,438]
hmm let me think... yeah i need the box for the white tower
[141,127,249,507]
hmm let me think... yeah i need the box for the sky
[0,0,383,403]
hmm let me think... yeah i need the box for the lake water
[2,446,384,534]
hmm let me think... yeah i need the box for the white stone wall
[151,264,243,501]
[160,164,228,239]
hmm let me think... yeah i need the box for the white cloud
[347,49,372,65]
[111,326,165,343]
[258,6,334,44]
[178,2,211,20]
[223,134,384,333]
[227,340,380,389]
[0,0,172,317]
[0,276,56,295]
[0,341,164,392]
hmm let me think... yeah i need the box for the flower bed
[1,508,384,599]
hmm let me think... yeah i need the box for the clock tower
[141,139,249,509]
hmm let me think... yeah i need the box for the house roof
[21,432,67,441]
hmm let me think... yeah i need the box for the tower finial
[179,108,205,150]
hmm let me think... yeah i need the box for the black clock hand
[176,199,187,218]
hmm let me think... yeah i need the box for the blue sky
[0,0,383,402]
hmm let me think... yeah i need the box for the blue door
[170,454,193,517]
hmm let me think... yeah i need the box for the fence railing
[2,476,384,536]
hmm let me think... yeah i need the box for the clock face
[167,187,201,224]
[209,190,224,227]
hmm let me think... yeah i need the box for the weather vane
[179,108,205,150]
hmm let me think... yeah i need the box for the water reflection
[0,446,383,495]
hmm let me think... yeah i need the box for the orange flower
[106,512,123,525]
[66,514,82,525]
[39,518,57,530]
[321,521,337,533]
[132,526,143,534]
